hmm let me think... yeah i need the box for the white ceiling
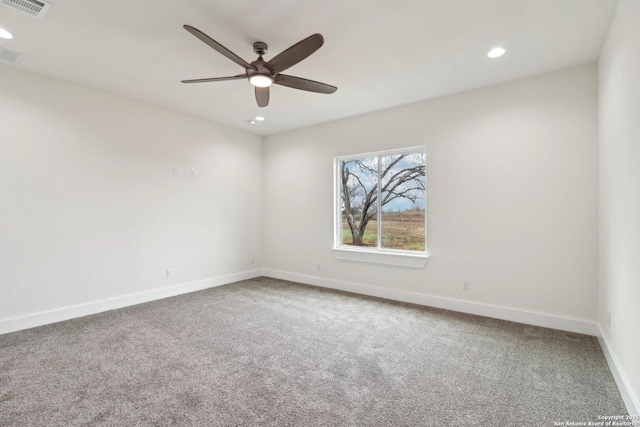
[0,0,619,136]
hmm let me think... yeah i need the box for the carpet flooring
[0,277,628,426]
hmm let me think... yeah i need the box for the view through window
[337,148,426,252]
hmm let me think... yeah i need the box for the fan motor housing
[248,56,274,79]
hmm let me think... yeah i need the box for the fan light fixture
[488,47,506,58]
[0,28,13,39]
[249,74,273,88]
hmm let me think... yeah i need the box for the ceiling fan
[181,25,338,108]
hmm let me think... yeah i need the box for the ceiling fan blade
[255,86,269,107]
[184,25,256,71]
[275,74,337,94]
[268,34,324,74]
[181,74,247,84]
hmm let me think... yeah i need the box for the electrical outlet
[250,256,255,264]
[190,168,196,177]
[317,262,321,271]
[166,269,173,279]
[173,167,179,176]
[463,279,470,290]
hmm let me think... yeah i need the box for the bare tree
[341,153,425,246]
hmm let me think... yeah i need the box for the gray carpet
[0,277,627,426]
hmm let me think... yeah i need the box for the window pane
[380,153,426,251]
[340,157,378,247]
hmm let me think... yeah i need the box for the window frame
[333,146,428,268]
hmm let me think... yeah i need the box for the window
[334,147,427,266]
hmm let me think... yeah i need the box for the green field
[342,210,425,251]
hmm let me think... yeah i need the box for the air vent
[1,0,51,19]
[0,47,22,63]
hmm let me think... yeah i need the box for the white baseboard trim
[262,269,598,336]
[597,327,640,420]
[0,269,262,336]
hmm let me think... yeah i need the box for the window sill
[332,247,429,269]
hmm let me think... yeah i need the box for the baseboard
[597,326,640,420]
[262,269,598,336]
[0,269,262,335]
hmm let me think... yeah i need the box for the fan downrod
[253,42,268,56]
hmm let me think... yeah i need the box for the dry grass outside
[341,210,425,251]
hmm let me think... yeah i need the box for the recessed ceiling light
[248,120,256,125]
[254,116,266,121]
[488,47,506,58]
[0,28,13,40]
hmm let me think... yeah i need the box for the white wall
[263,64,599,332]
[0,64,263,327]
[598,0,640,415]
[1,62,601,337]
